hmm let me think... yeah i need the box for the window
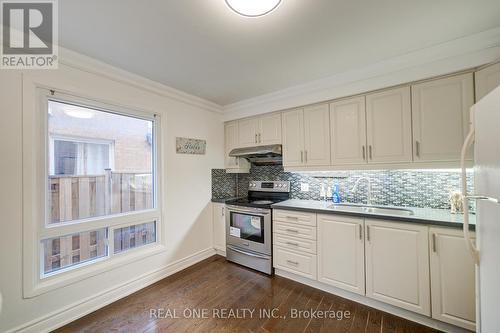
[114,221,156,254]
[42,228,108,275]
[51,137,113,176]
[23,89,163,292]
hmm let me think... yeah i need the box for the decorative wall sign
[176,137,206,155]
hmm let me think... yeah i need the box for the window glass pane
[53,140,110,176]
[48,100,154,224]
[41,228,108,275]
[114,221,156,254]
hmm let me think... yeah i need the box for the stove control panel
[249,181,290,193]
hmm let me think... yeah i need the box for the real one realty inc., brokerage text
[150,307,351,320]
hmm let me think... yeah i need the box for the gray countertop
[211,197,243,203]
[271,199,476,230]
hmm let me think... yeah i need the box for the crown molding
[58,47,223,114]
[222,26,500,121]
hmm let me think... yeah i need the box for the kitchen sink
[327,203,414,216]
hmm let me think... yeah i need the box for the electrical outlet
[300,183,309,192]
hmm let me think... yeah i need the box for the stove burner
[251,200,274,205]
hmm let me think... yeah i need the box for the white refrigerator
[462,85,500,332]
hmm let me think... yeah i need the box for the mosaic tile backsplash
[212,166,475,210]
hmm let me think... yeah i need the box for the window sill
[24,242,166,298]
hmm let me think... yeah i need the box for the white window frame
[23,88,165,298]
[48,134,115,175]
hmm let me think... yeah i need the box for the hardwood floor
[54,255,441,333]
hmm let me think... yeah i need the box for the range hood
[229,144,282,166]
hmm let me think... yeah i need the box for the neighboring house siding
[49,108,152,174]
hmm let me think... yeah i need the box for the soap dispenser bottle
[320,184,326,201]
[332,184,341,203]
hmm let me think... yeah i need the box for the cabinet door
[282,109,305,167]
[366,87,412,164]
[224,121,239,168]
[212,203,226,252]
[259,113,282,145]
[238,117,259,147]
[475,62,500,101]
[225,121,250,171]
[429,227,476,331]
[365,219,430,315]
[317,215,365,295]
[412,74,473,162]
[330,97,367,165]
[303,103,331,166]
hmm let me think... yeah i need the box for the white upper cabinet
[224,121,250,172]
[365,219,430,316]
[238,117,260,147]
[227,70,483,170]
[412,73,473,162]
[429,227,476,331]
[317,215,365,295]
[224,121,239,168]
[366,87,413,164]
[303,104,331,166]
[330,96,367,165]
[475,62,500,101]
[237,113,282,147]
[282,108,305,167]
[259,113,282,145]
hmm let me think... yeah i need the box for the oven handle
[227,245,270,260]
[226,205,271,215]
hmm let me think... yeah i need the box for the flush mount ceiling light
[225,0,282,17]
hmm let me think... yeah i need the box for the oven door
[226,205,271,255]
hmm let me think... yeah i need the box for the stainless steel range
[225,181,290,275]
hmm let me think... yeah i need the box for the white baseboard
[8,248,217,333]
[214,247,226,257]
[275,269,472,333]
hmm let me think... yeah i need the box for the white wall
[0,56,224,332]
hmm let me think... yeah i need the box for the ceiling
[59,0,500,106]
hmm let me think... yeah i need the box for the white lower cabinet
[273,246,317,280]
[212,203,226,253]
[429,227,476,331]
[364,219,431,316]
[273,233,316,254]
[317,214,365,295]
[272,209,475,330]
[273,210,317,279]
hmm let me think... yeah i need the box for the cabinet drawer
[273,209,316,226]
[273,233,317,254]
[273,246,317,280]
[274,221,317,240]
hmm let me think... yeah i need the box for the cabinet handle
[286,241,299,246]
[222,208,225,217]
[258,133,261,143]
[432,233,437,253]
[416,141,421,158]
[286,228,299,233]
[359,224,362,240]
[287,260,299,265]
[369,145,373,160]
[366,225,370,241]
[362,146,366,161]
[300,151,304,163]
[286,216,299,220]
[255,133,258,143]
[305,150,308,163]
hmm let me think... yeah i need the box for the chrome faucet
[351,177,373,205]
